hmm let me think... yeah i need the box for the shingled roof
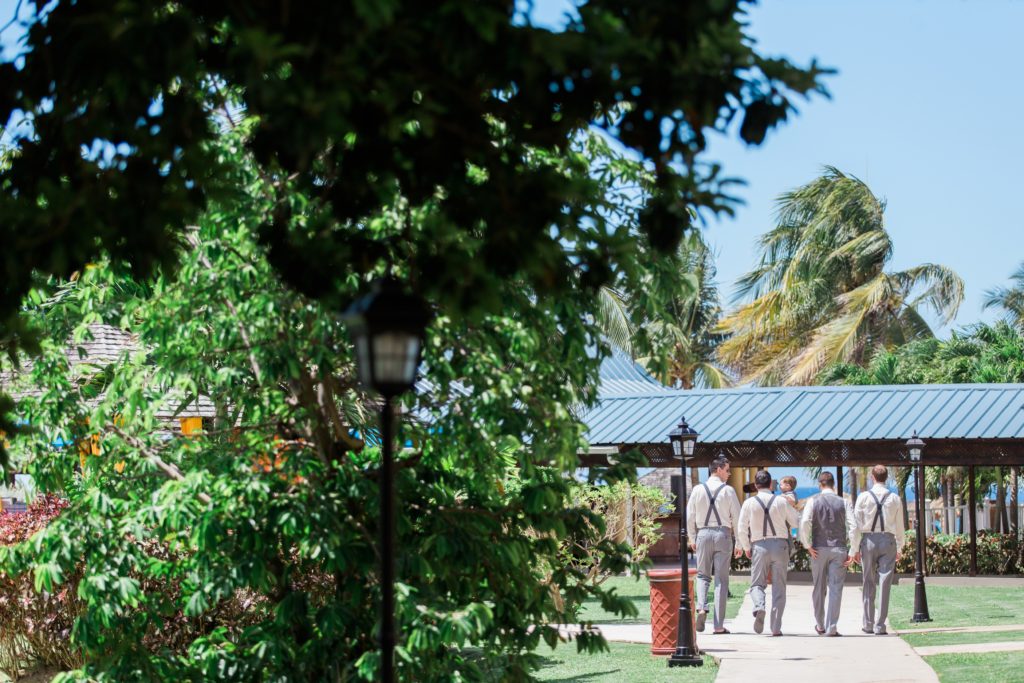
[1,323,215,421]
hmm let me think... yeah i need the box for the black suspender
[868,490,891,532]
[755,493,778,537]
[702,483,725,527]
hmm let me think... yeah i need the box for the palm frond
[596,286,634,356]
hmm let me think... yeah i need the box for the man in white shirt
[852,465,905,635]
[799,471,856,636]
[738,469,800,636]
[686,455,742,634]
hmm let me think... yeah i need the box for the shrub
[729,532,1020,576]
[896,531,1019,575]
[0,495,81,679]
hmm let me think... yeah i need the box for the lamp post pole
[379,396,396,681]
[343,278,431,683]
[908,432,931,623]
[668,417,702,668]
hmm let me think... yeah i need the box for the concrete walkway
[701,585,937,683]
[573,582,937,683]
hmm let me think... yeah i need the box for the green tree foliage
[985,262,1024,333]
[0,0,828,326]
[0,127,703,680]
[638,232,731,389]
[717,167,964,385]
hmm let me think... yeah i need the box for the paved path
[573,582,937,683]
[915,641,1024,656]
[700,585,937,683]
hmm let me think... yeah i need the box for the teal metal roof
[583,384,1024,446]
[595,349,675,397]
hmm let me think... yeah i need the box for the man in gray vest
[852,465,905,635]
[687,455,741,634]
[799,471,856,636]
[738,469,800,636]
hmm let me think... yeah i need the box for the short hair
[781,475,798,488]
[871,465,888,483]
[709,455,730,476]
[818,472,835,488]
[754,470,772,488]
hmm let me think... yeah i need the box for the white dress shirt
[798,488,856,550]
[686,474,741,538]
[852,483,906,550]
[737,489,800,552]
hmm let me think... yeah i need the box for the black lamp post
[668,416,702,668]
[344,278,431,683]
[907,431,931,623]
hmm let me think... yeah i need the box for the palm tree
[596,286,635,357]
[717,167,964,386]
[639,232,731,389]
[984,262,1024,332]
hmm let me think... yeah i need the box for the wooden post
[969,465,978,577]
[837,466,844,496]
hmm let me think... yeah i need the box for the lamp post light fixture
[343,277,431,683]
[668,416,703,668]
[907,431,931,623]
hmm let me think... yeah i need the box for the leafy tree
[985,262,1024,332]
[0,125,702,681]
[638,232,731,388]
[0,0,828,328]
[717,167,964,385]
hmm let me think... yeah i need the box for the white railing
[907,501,1024,536]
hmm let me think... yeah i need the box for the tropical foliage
[639,233,731,389]
[717,167,964,385]
[0,0,829,347]
[985,262,1024,333]
[0,116,717,681]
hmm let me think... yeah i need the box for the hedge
[727,531,1023,576]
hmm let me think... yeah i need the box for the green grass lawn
[902,629,1024,648]
[923,651,1024,683]
[577,575,747,624]
[888,583,1024,631]
[534,642,717,682]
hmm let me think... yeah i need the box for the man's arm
[727,488,742,538]
[686,486,700,539]
[798,496,814,549]
[891,498,906,551]
[849,495,863,557]
[737,500,752,553]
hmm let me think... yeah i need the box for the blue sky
[5,1,1024,486]
[524,0,1024,336]
[4,0,1022,330]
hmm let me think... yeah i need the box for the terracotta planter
[647,567,698,655]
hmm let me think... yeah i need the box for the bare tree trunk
[943,475,953,534]
[1011,467,1019,541]
[997,468,1008,534]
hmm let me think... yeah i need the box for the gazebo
[579,379,1024,575]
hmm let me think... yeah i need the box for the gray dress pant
[860,532,897,633]
[695,527,732,631]
[810,546,848,634]
[750,537,789,635]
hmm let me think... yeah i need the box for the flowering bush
[0,495,80,679]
